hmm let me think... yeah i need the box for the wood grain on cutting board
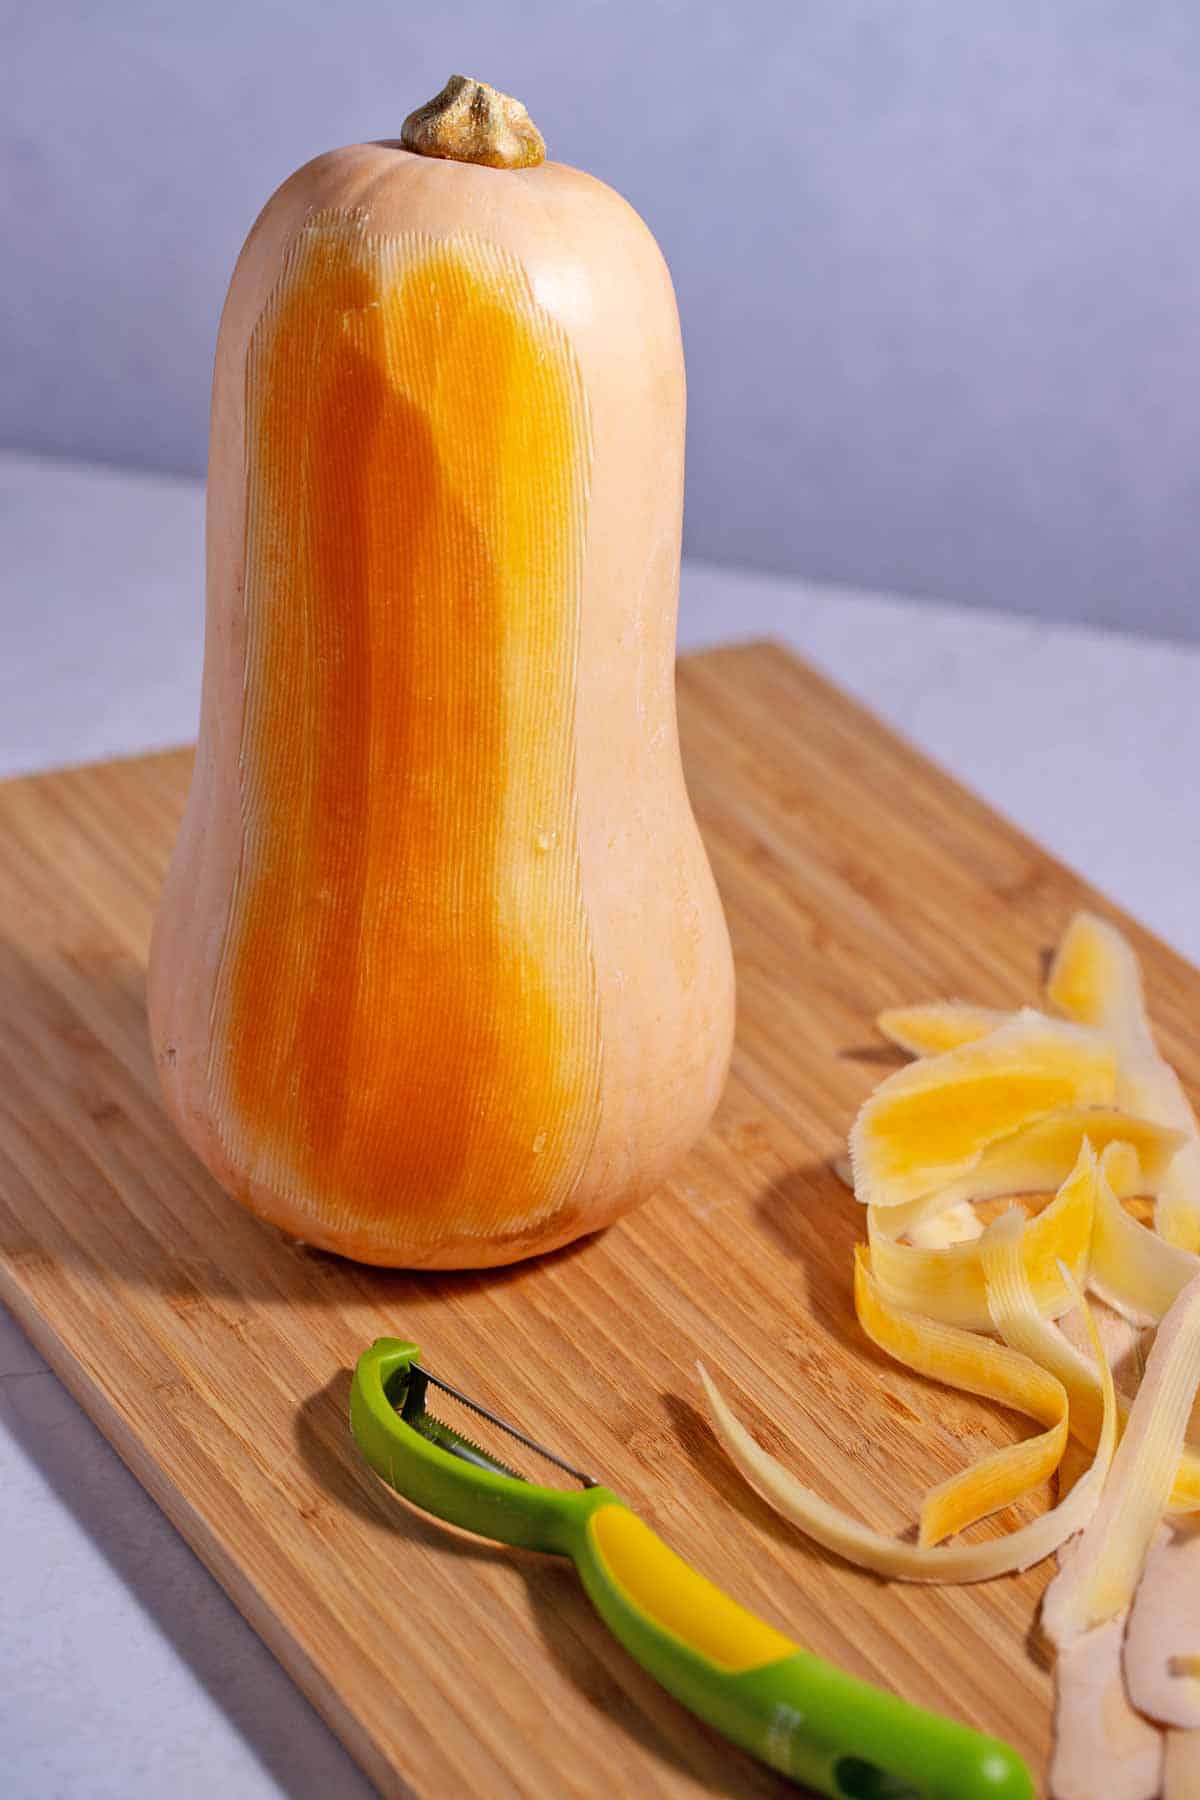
[1,641,1196,1798]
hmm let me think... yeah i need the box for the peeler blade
[400,1363,598,1489]
[403,1385,525,1482]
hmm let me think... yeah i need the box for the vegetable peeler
[350,1340,1032,1800]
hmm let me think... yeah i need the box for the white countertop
[2,450,1197,1798]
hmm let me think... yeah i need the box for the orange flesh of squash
[209,212,602,1256]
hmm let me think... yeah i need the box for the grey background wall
[5,3,1199,639]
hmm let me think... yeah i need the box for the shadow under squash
[0,933,604,1319]
[1,929,808,1794]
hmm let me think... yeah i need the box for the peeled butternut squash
[148,79,734,1268]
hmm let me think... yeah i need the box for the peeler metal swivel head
[350,1339,1033,1800]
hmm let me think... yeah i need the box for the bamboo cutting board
[2,640,1196,1798]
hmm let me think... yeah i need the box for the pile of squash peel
[700,912,1200,1798]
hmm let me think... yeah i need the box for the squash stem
[401,75,545,170]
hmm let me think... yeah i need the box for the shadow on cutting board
[0,942,788,1793]
[0,935,613,1314]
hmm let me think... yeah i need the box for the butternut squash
[148,79,734,1268]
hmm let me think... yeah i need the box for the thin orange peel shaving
[866,1102,1183,1241]
[866,1140,1098,1331]
[1047,1616,1164,1800]
[1048,910,1200,1252]
[849,1009,1117,1211]
[905,1200,983,1249]
[853,1244,1070,1543]
[980,1169,1200,1511]
[1090,1151,1200,1326]
[697,1255,1114,1582]
[1043,1268,1200,1644]
[876,1001,1007,1058]
[981,1194,1108,1444]
[1123,1524,1200,1728]
[697,909,1200,1800]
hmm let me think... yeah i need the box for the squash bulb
[148,83,735,1267]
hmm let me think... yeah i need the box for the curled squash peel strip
[1090,1154,1200,1326]
[981,1149,1200,1512]
[1043,1269,1200,1644]
[860,1103,1183,1241]
[876,1002,1007,1058]
[853,1245,1069,1544]
[1123,1524,1200,1728]
[1049,911,1200,1251]
[905,1201,982,1249]
[982,1197,1105,1435]
[715,910,1200,1791]
[849,1009,1117,1211]
[1044,1269,1200,1797]
[866,1141,1098,1331]
[1047,910,1157,1051]
[1047,1618,1164,1800]
[697,1257,1114,1581]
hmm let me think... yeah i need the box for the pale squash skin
[148,141,735,1267]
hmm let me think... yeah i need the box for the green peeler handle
[571,1501,1033,1800]
[349,1342,1031,1798]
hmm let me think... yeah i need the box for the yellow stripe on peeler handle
[587,1503,796,1674]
